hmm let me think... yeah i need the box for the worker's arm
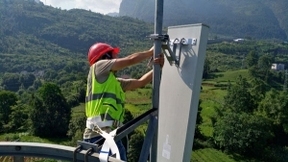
[111,48,153,71]
[124,70,153,91]
[124,55,164,91]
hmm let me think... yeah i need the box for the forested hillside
[0,0,153,54]
[119,0,288,40]
[0,0,155,93]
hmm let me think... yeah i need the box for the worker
[83,42,164,161]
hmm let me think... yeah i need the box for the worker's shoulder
[96,59,113,66]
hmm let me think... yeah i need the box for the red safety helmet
[87,43,120,66]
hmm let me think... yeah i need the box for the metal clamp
[77,141,100,152]
[147,34,170,41]
[148,34,196,67]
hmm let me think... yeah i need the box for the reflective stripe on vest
[85,92,124,107]
[85,64,125,122]
[86,115,122,129]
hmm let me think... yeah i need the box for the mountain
[0,0,154,78]
[119,0,288,40]
[0,0,153,56]
[106,12,119,17]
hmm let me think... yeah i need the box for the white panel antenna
[157,23,210,162]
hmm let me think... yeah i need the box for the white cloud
[39,0,122,14]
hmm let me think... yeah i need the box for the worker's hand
[149,46,154,52]
[154,54,165,68]
[148,46,154,56]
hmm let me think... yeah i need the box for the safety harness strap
[92,125,120,162]
[86,116,122,129]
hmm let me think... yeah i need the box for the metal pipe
[138,1,164,161]
[138,115,157,162]
[151,0,164,161]
[0,142,123,162]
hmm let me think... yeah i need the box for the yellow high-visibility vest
[85,64,125,122]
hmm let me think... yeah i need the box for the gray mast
[151,0,164,161]
[138,0,164,161]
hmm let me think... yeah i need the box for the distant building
[271,63,285,71]
[233,38,245,42]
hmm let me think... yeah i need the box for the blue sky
[39,0,122,15]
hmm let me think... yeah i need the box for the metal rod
[151,0,164,161]
[114,109,157,142]
[138,116,158,162]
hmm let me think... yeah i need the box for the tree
[257,54,274,82]
[8,101,29,132]
[193,100,205,150]
[246,50,262,79]
[122,110,135,152]
[213,112,272,156]
[257,90,288,146]
[258,54,273,69]
[247,53,274,83]
[202,58,211,79]
[258,90,288,125]
[32,78,42,90]
[1,73,21,92]
[0,90,18,124]
[30,82,71,137]
[245,50,258,68]
[0,120,3,134]
[43,69,58,81]
[212,75,275,157]
[123,109,134,125]
[127,130,144,162]
[194,100,204,139]
[223,76,255,113]
[250,77,270,102]
[67,111,86,146]
[19,73,36,89]
[29,94,48,136]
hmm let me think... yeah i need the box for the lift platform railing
[0,142,123,162]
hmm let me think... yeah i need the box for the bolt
[15,146,21,151]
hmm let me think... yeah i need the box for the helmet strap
[101,52,112,60]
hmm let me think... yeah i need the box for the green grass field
[199,69,250,137]
[192,148,259,162]
[205,69,249,83]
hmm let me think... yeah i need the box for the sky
[39,0,122,15]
